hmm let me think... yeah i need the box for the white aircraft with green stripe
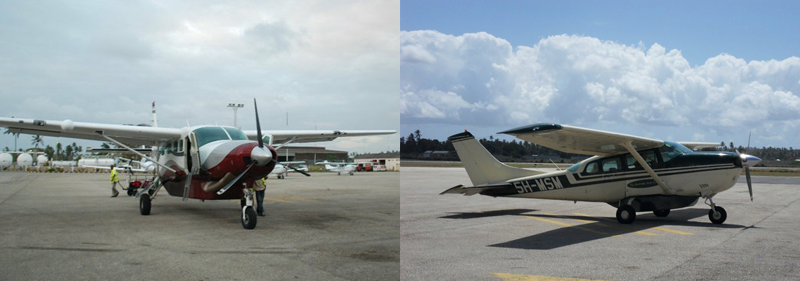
[442,124,760,225]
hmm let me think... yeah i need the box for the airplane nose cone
[251,146,272,166]
[741,153,762,167]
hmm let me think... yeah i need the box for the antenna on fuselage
[549,158,562,171]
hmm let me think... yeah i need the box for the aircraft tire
[349,172,354,176]
[337,172,341,176]
[242,206,257,229]
[653,209,670,217]
[139,194,151,216]
[616,205,636,224]
[708,206,727,224]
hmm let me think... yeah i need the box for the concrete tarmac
[0,171,398,280]
[401,167,800,281]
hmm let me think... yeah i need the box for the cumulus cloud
[0,0,399,154]
[401,31,800,146]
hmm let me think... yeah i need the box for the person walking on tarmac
[253,176,267,216]
[110,165,121,197]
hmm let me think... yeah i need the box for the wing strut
[620,141,675,195]
[97,132,176,173]
[273,136,297,150]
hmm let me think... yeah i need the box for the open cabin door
[183,132,200,200]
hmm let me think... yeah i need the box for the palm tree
[31,135,44,150]
[56,142,62,161]
[3,129,19,151]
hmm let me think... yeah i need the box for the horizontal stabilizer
[440,184,507,196]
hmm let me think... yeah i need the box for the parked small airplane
[0,99,394,229]
[316,161,356,176]
[441,124,760,225]
[269,161,308,179]
[80,157,156,173]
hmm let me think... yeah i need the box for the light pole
[227,103,244,128]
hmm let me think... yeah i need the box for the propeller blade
[745,166,753,202]
[254,98,263,148]
[285,164,311,177]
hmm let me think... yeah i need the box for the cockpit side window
[660,142,685,163]
[601,157,621,173]
[624,149,658,170]
[194,127,231,148]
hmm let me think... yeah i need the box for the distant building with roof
[354,152,400,171]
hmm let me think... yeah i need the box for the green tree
[3,129,19,151]
[31,135,44,150]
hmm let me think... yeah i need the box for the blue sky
[402,1,800,66]
[401,0,800,149]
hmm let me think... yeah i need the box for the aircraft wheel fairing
[616,205,636,224]
[242,206,257,229]
[653,209,670,217]
[709,206,727,224]
[140,194,151,216]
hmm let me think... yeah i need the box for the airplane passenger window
[602,158,621,173]
[178,140,183,152]
[625,150,658,170]
[584,162,599,174]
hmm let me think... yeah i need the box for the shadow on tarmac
[439,209,538,219]
[482,208,751,250]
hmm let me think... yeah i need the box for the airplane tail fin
[449,131,539,186]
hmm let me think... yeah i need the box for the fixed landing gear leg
[705,197,727,224]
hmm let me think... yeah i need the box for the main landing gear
[138,177,161,216]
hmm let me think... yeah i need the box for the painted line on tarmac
[521,214,621,238]
[491,272,615,281]
[650,226,694,235]
[573,212,694,236]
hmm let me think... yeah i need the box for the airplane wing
[80,165,148,172]
[679,142,721,150]
[246,130,396,144]
[0,117,182,146]
[499,123,664,156]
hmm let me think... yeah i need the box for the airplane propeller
[250,98,272,166]
[282,163,311,177]
[738,131,760,202]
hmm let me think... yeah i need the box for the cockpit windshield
[194,127,231,148]
[224,127,248,141]
[660,141,693,162]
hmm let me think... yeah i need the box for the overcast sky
[401,1,800,149]
[0,0,399,154]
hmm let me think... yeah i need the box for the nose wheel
[705,197,727,224]
[241,188,257,229]
[708,206,727,224]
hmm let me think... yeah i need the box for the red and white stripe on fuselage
[160,140,276,200]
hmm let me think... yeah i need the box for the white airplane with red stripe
[442,124,760,225]
[0,99,394,229]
